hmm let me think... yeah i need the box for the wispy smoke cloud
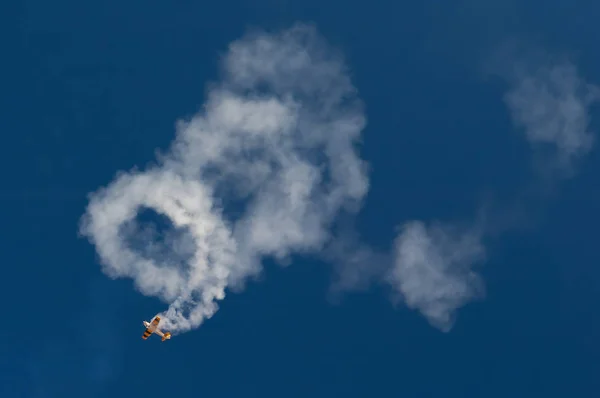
[504,58,599,176]
[384,53,598,332]
[79,24,369,334]
[386,221,485,332]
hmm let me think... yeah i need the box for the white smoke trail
[387,221,486,332]
[503,59,599,175]
[385,54,598,332]
[79,24,369,334]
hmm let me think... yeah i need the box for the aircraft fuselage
[142,316,171,341]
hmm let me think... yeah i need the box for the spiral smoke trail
[79,24,369,335]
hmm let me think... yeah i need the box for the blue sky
[3,0,600,396]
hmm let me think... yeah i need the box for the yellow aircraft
[142,315,172,341]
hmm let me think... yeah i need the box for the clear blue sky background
[3,0,600,396]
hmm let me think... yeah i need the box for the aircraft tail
[162,332,171,341]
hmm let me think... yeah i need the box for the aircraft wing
[151,316,161,327]
[142,328,153,340]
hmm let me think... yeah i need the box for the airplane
[142,315,172,341]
